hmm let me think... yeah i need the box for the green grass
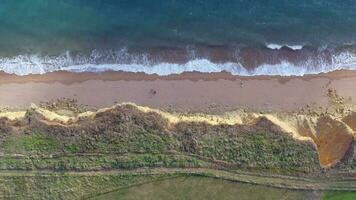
[0,124,320,173]
[0,172,178,200]
[3,134,59,155]
[197,130,319,172]
[60,131,179,155]
[0,172,320,200]
[0,153,209,171]
[91,176,318,200]
[324,191,356,200]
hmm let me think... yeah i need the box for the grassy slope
[0,104,352,199]
[0,105,320,173]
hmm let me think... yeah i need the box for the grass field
[324,191,356,200]
[0,168,353,199]
[91,176,319,200]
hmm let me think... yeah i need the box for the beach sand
[0,71,356,112]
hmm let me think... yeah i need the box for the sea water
[1,0,356,76]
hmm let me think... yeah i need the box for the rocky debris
[327,88,352,115]
[39,98,89,116]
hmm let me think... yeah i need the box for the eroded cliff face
[290,115,354,167]
[0,102,355,172]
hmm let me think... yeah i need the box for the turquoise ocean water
[1,0,356,75]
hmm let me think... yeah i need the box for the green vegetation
[324,191,356,200]
[196,130,318,172]
[0,172,178,200]
[3,134,59,154]
[0,154,208,171]
[0,108,320,173]
[0,105,354,199]
[91,176,318,200]
[0,128,319,172]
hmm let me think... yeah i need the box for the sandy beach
[1,70,356,112]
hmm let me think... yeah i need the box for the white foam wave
[1,51,356,76]
[60,59,356,76]
[0,53,71,75]
[63,60,249,75]
[266,43,304,50]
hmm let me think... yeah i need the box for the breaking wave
[1,48,356,76]
[266,43,304,50]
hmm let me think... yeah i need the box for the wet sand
[0,70,356,112]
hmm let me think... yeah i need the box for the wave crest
[266,43,304,50]
[1,48,356,76]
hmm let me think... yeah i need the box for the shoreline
[0,70,356,112]
[2,70,356,84]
